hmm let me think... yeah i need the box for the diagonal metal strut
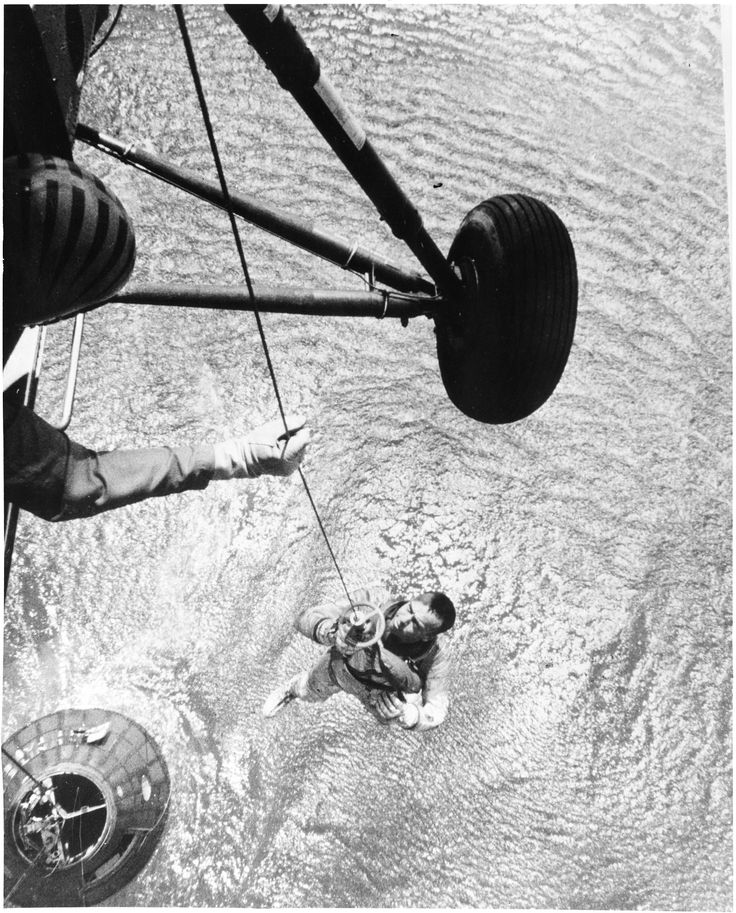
[225,4,464,300]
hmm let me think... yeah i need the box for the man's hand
[374,692,421,728]
[212,414,310,479]
[373,691,405,721]
[334,604,384,656]
[398,703,420,729]
[335,621,362,656]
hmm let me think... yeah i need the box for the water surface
[4,4,731,909]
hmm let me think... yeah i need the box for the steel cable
[174,6,353,606]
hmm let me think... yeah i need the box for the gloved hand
[398,703,420,729]
[335,621,362,656]
[212,414,309,479]
[374,691,421,728]
[334,605,384,656]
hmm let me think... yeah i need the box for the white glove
[212,414,309,479]
[398,703,420,729]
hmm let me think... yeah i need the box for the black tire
[435,194,577,424]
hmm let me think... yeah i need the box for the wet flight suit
[292,585,452,731]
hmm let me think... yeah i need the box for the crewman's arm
[59,443,215,519]
[4,399,308,521]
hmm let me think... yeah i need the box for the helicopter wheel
[435,194,577,424]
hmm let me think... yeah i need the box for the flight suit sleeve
[374,643,423,693]
[295,584,392,644]
[59,442,215,519]
[411,642,451,732]
[4,396,71,520]
[351,584,392,609]
[294,600,343,644]
[4,400,215,521]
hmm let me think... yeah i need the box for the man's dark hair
[425,592,456,633]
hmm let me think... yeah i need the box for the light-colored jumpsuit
[291,585,452,732]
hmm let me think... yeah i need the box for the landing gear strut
[225,5,577,423]
[9,4,578,425]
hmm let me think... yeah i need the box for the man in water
[4,399,310,521]
[262,585,456,732]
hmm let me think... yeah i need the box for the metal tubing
[49,313,85,432]
[76,124,434,296]
[224,4,464,299]
[4,327,44,595]
[112,283,439,318]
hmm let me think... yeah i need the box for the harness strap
[343,656,398,692]
[327,649,341,687]
[328,648,394,692]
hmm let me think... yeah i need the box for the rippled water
[4,4,731,909]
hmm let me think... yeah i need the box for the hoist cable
[174,6,353,606]
[90,5,123,58]
[174,6,282,420]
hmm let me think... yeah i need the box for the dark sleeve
[4,396,70,520]
[4,399,215,521]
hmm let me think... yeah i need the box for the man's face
[387,594,440,644]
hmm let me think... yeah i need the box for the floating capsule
[3,708,169,906]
